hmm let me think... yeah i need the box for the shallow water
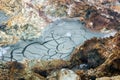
[1,19,107,61]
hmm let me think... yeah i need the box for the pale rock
[58,69,80,80]
[47,69,81,80]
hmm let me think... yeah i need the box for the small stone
[79,64,89,70]
[47,69,81,80]
[58,69,81,80]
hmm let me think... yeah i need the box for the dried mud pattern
[1,20,107,62]
[0,32,119,80]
